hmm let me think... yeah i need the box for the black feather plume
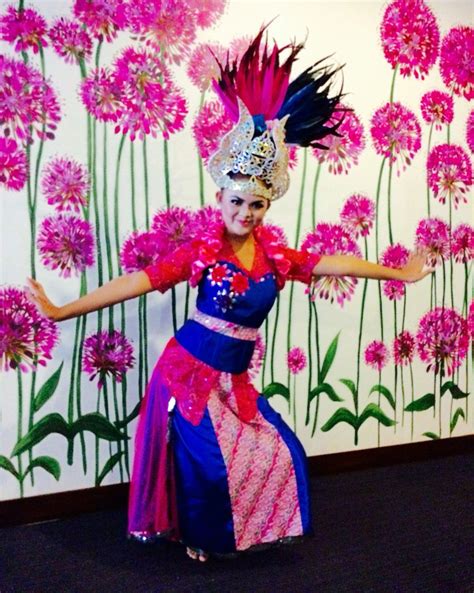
[277,58,347,148]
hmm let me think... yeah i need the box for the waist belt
[193,310,258,342]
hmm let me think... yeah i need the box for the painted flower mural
[439,26,474,100]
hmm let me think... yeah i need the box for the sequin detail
[193,310,258,341]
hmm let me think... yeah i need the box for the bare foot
[186,547,209,562]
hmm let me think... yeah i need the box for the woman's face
[217,188,270,236]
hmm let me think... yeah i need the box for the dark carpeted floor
[1,452,473,593]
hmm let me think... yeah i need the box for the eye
[251,201,265,210]
[230,197,243,205]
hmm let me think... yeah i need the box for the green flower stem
[305,295,313,426]
[17,370,24,497]
[143,295,149,385]
[375,158,387,343]
[389,64,399,103]
[171,288,178,333]
[197,91,206,207]
[142,137,150,228]
[439,363,443,437]
[387,162,394,245]
[286,148,308,391]
[449,200,454,310]
[355,238,369,420]
[92,118,104,297]
[400,366,405,430]
[292,374,297,431]
[442,259,446,310]
[184,285,190,322]
[377,370,381,447]
[95,39,102,70]
[393,301,398,431]
[426,123,434,217]
[138,297,144,399]
[102,124,114,283]
[262,317,269,392]
[270,295,280,383]
[311,162,322,229]
[464,262,469,421]
[122,374,131,479]
[27,370,37,486]
[310,301,322,438]
[447,123,451,144]
[113,135,126,266]
[164,139,171,208]
[433,367,437,418]
[401,292,407,332]
[409,363,415,439]
[95,390,100,486]
[130,141,137,230]
[433,269,438,309]
[110,379,124,481]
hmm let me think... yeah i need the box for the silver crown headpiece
[208,99,290,201]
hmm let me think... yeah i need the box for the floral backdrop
[0,0,472,501]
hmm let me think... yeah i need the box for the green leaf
[33,362,64,413]
[358,403,396,428]
[96,452,124,487]
[321,407,357,431]
[263,382,290,401]
[339,378,356,397]
[319,332,340,383]
[309,383,343,404]
[23,456,61,481]
[441,381,469,400]
[72,413,129,441]
[405,393,435,412]
[12,413,70,457]
[115,400,141,429]
[450,408,466,433]
[369,384,396,410]
[0,455,19,479]
[423,432,440,440]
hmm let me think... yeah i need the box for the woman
[27,29,433,562]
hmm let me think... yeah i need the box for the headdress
[208,26,345,200]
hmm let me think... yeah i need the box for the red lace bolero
[144,223,321,294]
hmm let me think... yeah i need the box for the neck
[224,229,254,247]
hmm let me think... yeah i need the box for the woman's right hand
[26,278,62,321]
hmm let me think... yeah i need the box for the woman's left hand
[399,250,435,283]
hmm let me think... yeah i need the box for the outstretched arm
[312,251,434,283]
[27,271,153,322]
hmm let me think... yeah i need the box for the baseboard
[1,435,472,528]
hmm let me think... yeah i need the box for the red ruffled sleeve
[144,241,200,293]
[280,247,321,285]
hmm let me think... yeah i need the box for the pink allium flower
[415,218,450,267]
[82,329,134,388]
[49,17,93,65]
[126,0,196,65]
[420,90,454,130]
[73,0,127,43]
[0,5,48,54]
[312,105,365,174]
[381,243,410,301]
[191,205,223,238]
[439,26,474,100]
[186,42,225,91]
[451,223,474,264]
[41,156,89,213]
[364,340,390,372]
[380,0,440,79]
[79,67,122,123]
[287,145,299,170]
[427,144,472,209]
[120,230,160,273]
[370,102,421,174]
[0,286,58,372]
[340,193,375,238]
[0,136,27,191]
[468,300,474,339]
[37,214,95,277]
[417,307,469,376]
[151,206,194,255]
[287,346,307,375]
[247,332,265,380]
[192,100,233,164]
[114,47,187,140]
[393,330,416,366]
[228,36,252,63]
[467,110,474,154]
[190,0,227,29]
[0,54,61,144]
[301,223,362,307]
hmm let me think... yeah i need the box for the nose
[240,203,251,218]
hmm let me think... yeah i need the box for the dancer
[27,28,433,562]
